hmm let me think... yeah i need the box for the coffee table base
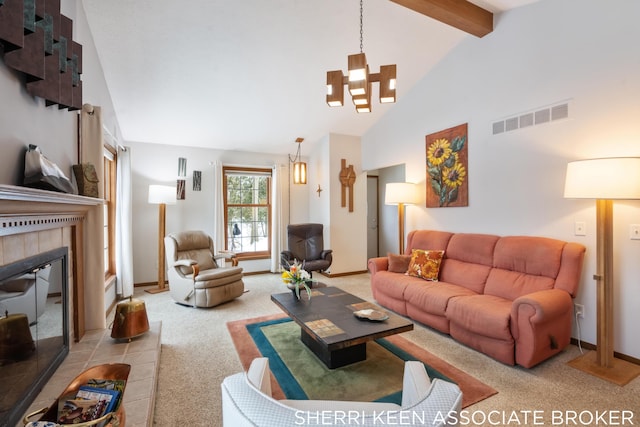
[301,329,366,369]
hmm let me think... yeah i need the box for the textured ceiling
[82,0,539,156]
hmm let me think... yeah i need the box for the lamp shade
[293,161,307,185]
[564,157,640,199]
[385,182,418,205]
[148,185,176,204]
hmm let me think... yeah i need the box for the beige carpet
[133,273,640,427]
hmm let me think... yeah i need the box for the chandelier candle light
[326,0,397,113]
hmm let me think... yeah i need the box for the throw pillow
[387,253,411,273]
[406,249,445,281]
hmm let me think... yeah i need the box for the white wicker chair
[221,357,463,427]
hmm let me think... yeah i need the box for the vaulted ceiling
[82,0,539,156]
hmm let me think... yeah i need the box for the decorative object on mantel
[0,0,83,110]
[111,296,150,342]
[426,123,468,208]
[339,159,356,212]
[564,157,640,385]
[288,137,307,184]
[23,145,77,194]
[326,0,396,113]
[72,163,100,197]
[147,184,176,294]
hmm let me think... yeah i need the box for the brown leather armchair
[280,223,332,276]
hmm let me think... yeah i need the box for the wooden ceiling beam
[390,0,493,37]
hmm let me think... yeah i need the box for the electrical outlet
[630,224,640,240]
[574,303,584,318]
[574,221,586,236]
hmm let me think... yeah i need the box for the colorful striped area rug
[227,313,497,408]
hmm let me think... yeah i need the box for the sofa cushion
[484,268,555,301]
[445,233,499,267]
[493,236,564,278]
[372,272,423,299]
[407,250,445,281]
[439,259,492,294]
[446,294,513,341]
[404,281,477,317]
[406,230,453,253]
[388,253,411,273]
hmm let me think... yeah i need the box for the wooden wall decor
[339,158,356,212]
[0,0,83,110]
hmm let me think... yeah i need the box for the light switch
[574,221,586,236]
[631,224,640,240]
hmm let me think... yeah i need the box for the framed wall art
[425,123,468,208]
[193,170,202,191]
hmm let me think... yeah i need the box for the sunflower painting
[425,123,468,207]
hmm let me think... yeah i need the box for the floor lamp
[146,185,176,294]
[564,157,640,385]
[385,182,417,254]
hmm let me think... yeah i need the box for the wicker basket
[23,363,130,427]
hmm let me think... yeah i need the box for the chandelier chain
[359,0,364,53]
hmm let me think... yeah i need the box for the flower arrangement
[281,259,312,300]
[427,135,467,207]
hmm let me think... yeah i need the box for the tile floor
[20,321,162,427]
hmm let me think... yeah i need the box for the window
[223,167,271,258]
[103,147,117,278]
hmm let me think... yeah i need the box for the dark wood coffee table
[270,286,413,369]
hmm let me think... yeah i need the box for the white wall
[362,0,640,358]
[127,141,308,281]
[307,134,368,275]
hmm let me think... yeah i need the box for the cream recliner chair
[164,230,244,308]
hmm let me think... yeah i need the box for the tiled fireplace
[0,185,160,426]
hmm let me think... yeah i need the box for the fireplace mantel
[0,184,104,340]
[0,184,102,209]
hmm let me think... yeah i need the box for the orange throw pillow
[406,249,445,281]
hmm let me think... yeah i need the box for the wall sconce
[326,0,396,113]
[147,184,176,294]
[289,137,307,185]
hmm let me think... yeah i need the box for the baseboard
[135,281,164,288]
[317,270,369,278]
[570,338,640,365]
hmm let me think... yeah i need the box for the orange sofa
[368,230,586,368]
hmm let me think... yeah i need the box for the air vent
[492,101,570,135]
